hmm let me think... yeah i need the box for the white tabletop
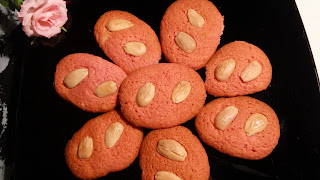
[296,0,320,77]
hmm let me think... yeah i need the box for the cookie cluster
[54,0,280,179]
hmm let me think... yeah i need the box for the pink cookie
[205,41,272,97]
[54,53,127,113]
[65,110,143,179]
[139,126,210,180]
[119,63,206,129]
[94,10,162,74]
[195,96,280,160]
[161,0,224,70]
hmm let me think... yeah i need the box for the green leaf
[0,0,10,8]
[13,0,23,8]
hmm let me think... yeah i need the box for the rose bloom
[18,0,68,38]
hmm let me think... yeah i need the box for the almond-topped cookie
[205,41,272,97]
[119,63,207,129]
[94,10,162,74]
[54,53,127,113]
[65,110,143,179]
[160,0,224,70]
[139,126,210,180]
[195,96,280,160]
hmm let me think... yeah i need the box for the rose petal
[17,0,36,21]
[21,13,35,37]
[19,0,68,38]
[48,0,66,8]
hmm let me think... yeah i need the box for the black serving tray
[7,0,320,179]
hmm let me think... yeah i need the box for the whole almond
[64,68,88,88]
[156,139,187,162]
[124,42,146,56]
[240,61,262,82]
[94,80,117,97]
[155,171,182,180]
[105,122,124,148]
[215,106,239,130]
[215,58,236,81]
[78,136,93,159]
[187,9,205,27]
[172,81,191,103]
[136,82,155,107]
[245,113,268,136]
[175,32,196,53]
[107,19,133,31]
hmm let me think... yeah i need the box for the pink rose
[18,0,68,38]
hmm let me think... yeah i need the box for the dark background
[1,0,320,179]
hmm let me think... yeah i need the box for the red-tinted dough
[161,0,224,70]
[65,110,143,179]
[119,63,206,129]
[205,41,272,97]
[140,126,210,180]
[195,96,280,160]
[54,53,127,113]
[94,10,162,74]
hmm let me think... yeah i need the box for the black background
[2,0,320,179]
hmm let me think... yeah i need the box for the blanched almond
[187,9,205,27]
[172,81,191,103]
[136,82,155,107]
[215,106,238,130]
[245,113,268,136]
[94,80,117,97]
[78,136,93,159]
[64,68,88,88]
[155,171,182,180]
[241,61,262,82]
[175,32,196,53]
[107,19,133,31]
[124,42,146,56]
[105,122,124,148]
[215,58,236,81]
[156,139,187,162]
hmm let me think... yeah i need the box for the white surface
[296,0,320,77]
[0,102,7,180]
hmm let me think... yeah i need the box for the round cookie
[65,110,144,179]
[195,96,280,160]
[160,0,224,70]
[119,63,207,129]
[139,126,210,180]
[54,53,127,113]
[94,10,162,74]
[205,41,272,97]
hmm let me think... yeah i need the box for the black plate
[5,0,320,179]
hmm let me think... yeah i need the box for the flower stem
[30,37,37,45]
[61,26,67,32]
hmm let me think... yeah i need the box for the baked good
[205,41,272,97]
[195,96,280,160]
[119,63,207,129]
[139,126,210,180]
[160,0,224,70]
[54,53,127,113]
[94,10,162,74]
[65,110,144,179]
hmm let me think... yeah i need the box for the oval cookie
[94,10,162,74]
[205,41,272,97]
[139,126,210,180]
[54,53,127,113]
[160,0,224,70]
[195,96,280,160]
[65,110,143,179]
[119,63,207,129]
